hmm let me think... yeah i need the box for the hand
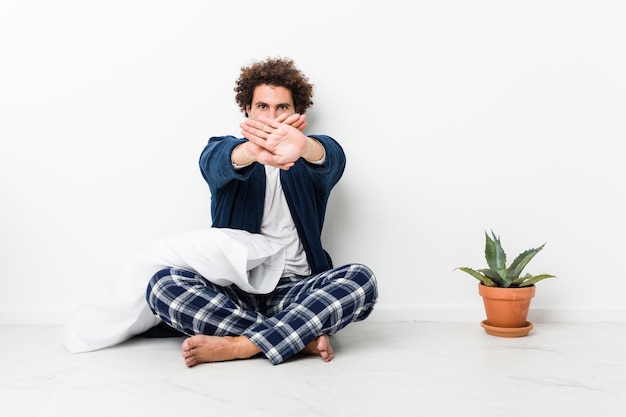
[239,114,317,169]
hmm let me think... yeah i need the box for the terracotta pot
[478,283,535,328]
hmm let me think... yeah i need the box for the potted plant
[456,230,556,337]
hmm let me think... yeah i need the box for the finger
[240,121,273,140]
[296,121,307,132]
[281,113,302,126]
[242,118,276,135]
[292,117,307,131]
[272,113,289,123]
[279,113,297,124]
[287,114,307,131]
[279,162,295,170]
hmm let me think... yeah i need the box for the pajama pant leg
[146,267,266,336]
[243,263,378,365]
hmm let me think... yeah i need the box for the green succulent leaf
[455,267,497,286]
[510,273,532,287]
[507,243,546,279]
[478,268,499,280]
[485,231,507,272]
[512,274,556,287]
[478,268,505,286]
[496,268,509,284]
[484,232,496,270]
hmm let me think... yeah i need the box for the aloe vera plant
[456,231,555,288]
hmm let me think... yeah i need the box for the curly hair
[234,57,314,116]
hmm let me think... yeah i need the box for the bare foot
[181,335,261,367]
[301,335,334,362]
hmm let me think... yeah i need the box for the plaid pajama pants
[146,263,378,365]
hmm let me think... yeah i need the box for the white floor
[1,320,625,417]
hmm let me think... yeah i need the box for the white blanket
[62,227,285,353]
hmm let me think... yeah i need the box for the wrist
[303,137,325,163]
[232,143,255,167]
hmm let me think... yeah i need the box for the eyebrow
[254,101,292,108]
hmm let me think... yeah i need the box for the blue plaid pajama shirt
[146,263,378,365]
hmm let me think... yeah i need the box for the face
[246,84,295,121]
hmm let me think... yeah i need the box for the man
[63,57,378,366]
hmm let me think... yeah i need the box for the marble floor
[1,320,625,417]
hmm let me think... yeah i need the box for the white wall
[1,0,625,324]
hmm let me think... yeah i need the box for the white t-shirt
[261,165,311,277]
